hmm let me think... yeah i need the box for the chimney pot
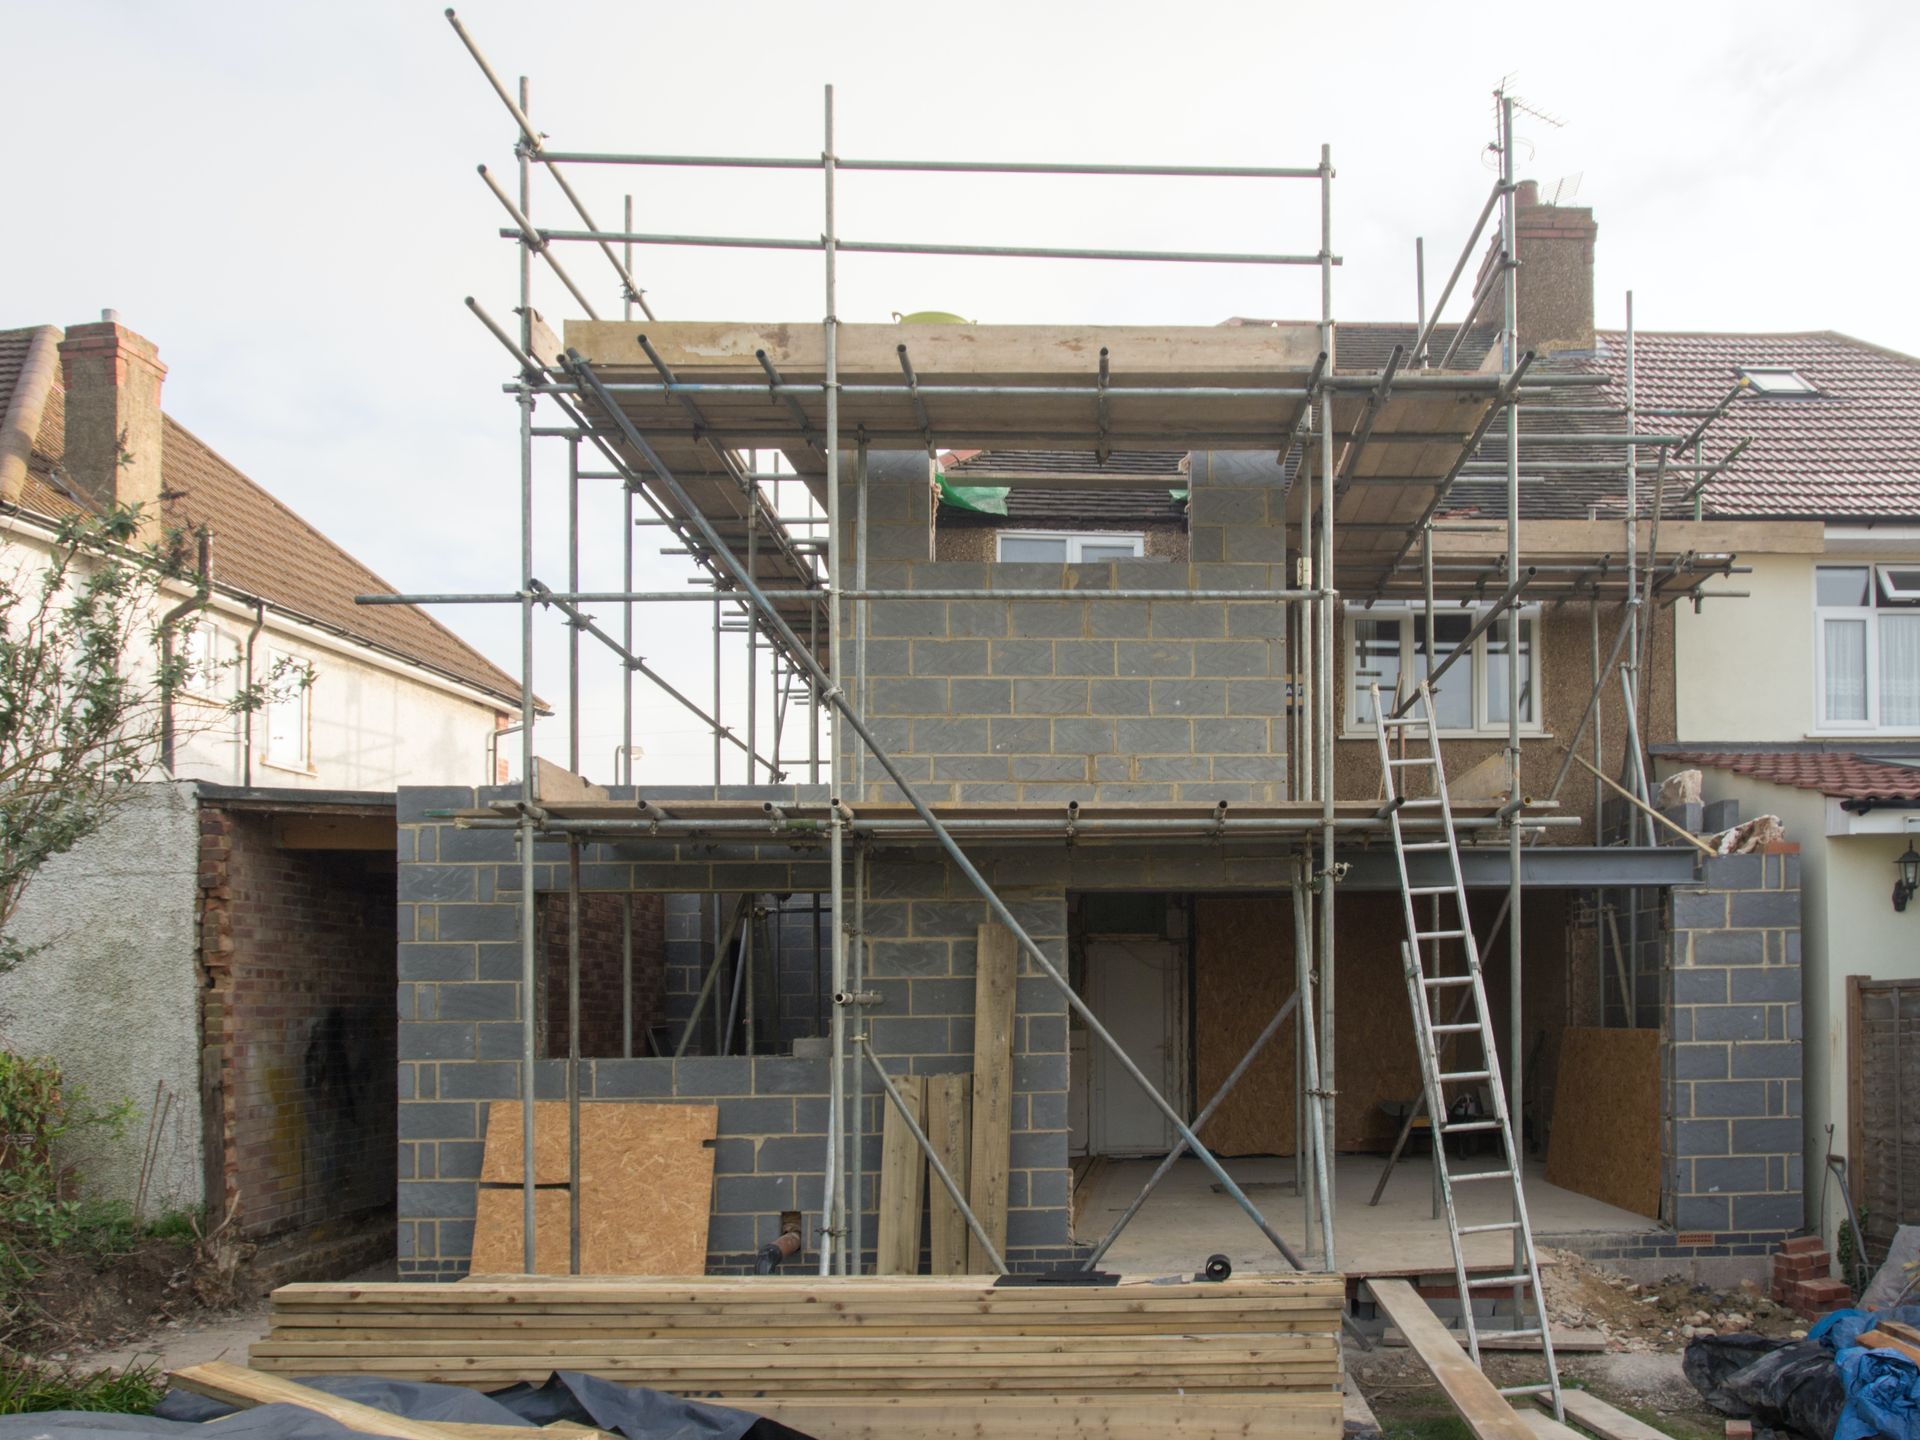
[100,308,121,324]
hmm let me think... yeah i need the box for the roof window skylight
[1737,366,1819,396]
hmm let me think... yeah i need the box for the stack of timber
[251,1274,1346,1439]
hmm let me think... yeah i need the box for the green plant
[0,1354,162,1415]
[0,1050,132,1257]
[1838,1207,1870,1285]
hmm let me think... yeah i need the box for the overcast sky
[9,2,1916,785]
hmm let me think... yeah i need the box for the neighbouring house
[0,314,549,1279]
[1624,327,1920,1257]
[390,187,1830,1289]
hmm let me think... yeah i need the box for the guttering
[159,527,214,773]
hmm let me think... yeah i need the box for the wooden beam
[927,1071,972,1275]
[170,1362,463,1440]
[877,1074,928,1275]
[1542,1389,1679,1440]
[968,923,1019,1273]
[271,813,396,851]
[1366,1280,1537,1440]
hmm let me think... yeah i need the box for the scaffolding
[371,14,1755,1302]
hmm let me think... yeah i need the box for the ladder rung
[1458,1220,1522,1235]
[1497,1381,1555,1395]
[1466,1273,1534,1288]
[1423,974,1476,987]
[1430,1022,1482,1035]
[1417,928,1467,940]
[1407,884,1455,896]
[1388,756,1438,767]
[1441,1119,1503,1133]
[1401,841,1454,851]
[1401,798,1444,808]
[1438,1069,1491,1083]
[1447,1168,1515,1184]
[1382,716,1430,728]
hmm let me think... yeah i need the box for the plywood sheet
[472,1102,716,1274]
[1543,1027,1659,1219]
[1194,897,1426,1155]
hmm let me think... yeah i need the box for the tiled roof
[1589,330,1920,520]
[1669,749,1920,804]
[0,324,519,704]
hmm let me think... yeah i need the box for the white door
[1087,939,1184,1156]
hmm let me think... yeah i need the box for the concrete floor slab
[1076,1154,1661,1275]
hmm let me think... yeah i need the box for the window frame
[262,648,314,773]
[1342,603,1546,738]
[177,620,233,703]
[1814,563,1920,735]
[995,529,1146,563]
[1737,366,1819,397]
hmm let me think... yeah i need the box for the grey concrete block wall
[1662,846,1803,1241]
[843,450,1294,803]
[395,784,1078,1278]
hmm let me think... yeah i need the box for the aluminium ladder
[1371,680,1563,1420]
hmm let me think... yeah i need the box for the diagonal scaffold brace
[563,347,1312,1273]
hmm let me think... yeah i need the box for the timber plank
[927,1072,972,1274]
[876,1074,928,1275]
[968,923,1018,1272]
[1542,1390,1674,1440]
[169,1362,463,1440]
[1367,1280,1536,1440]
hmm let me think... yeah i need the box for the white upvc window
[1343,604,1543,736]
[179,620,234,700]
[997,530,1145,563]
[1814,564,1920,732]
[264,650,313,771]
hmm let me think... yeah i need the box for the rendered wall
[0,782,205,1211]
[1674,553,1814,744]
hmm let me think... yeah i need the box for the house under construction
[373,20,1807,1394]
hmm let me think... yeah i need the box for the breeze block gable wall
[844,451,1293,804]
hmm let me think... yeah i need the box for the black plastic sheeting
[1686,1306,1920,1440]
[0,1373,815,1440]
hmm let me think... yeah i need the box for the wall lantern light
[1895,843,1920,913]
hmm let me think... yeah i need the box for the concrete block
[1674,1119,1730,1156]
[910,638,989,676]
[1197,643,1275,679]
[1151,679,1228,716]
[1731,1042,1802,1080]
[436,904,520,943]
[1734,1194,1803,1231]
[933,755,1011,781]
[870,1016,953,1055]
[754,1058,829,1094]
[717,1097,796,1135]
[1051,718,1115,754]
[947,600,1008,638]
[1692,1006,1768,1042]
[1226,604,1288,638]
[399,866,477,903]
[1096,782,1177,802]
[1702,854,1765,889]
[1116,641,1194,677]
[1196,718,1269,753]
[1189,487,1268,525]
[397,1102,477,1140]
[1014,679,1090,714]
[1137,756,1212,781]
[1213,753,1288,780]
[988,640,1054,676]
[1117,718,1192,754]
[1731,1118,1802,1153]
[1012,756,1089,782]
[1008,602,1085,639]
[1694,1155,1769,1194]
[1053,640,1117,676]
[1223,527,1287,564]
[397,1180,478,1219]
[1150,602,1225,639]
[716,1175,794,1213]
[1674,1045,1729,1080]
[1672,891,1729,929]
[1703,799,1741,832]
[399,1023,476,1062]
[1673,967,1729,1004]
[989,717,1052,754]
[1730,968,1801,1003]
[1088,600,1151,638]
[911,977,976,1015]
[869,599,947,638]
[1693,930,1767,966]
[674,1056,753,1096]
[399,943,478,982]
[950,678,1013,714]
[872,676,949,715]
[915,717,994,754]
[591,1059,674,1098]
[433,983,519,1022]
[1731,890,1800,928]
[869,939,954,977]
[1673,1195,1729,1231]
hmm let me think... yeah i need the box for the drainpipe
[241,598,266,786]
[159,527,213,775]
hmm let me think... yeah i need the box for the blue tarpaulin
[1813,1305,1920,1440]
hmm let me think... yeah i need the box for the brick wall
[1664,846,1803,1241]
[536,891,665,1058]
[199,807,396,1238]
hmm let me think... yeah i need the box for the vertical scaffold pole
[1499,91,1526,1278]
[850,440,869,1273]
[821,82,849,1277]
[1315,141,1338,1269]
[514,73,539,1277]
[567,435,581,774]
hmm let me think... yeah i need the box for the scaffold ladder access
[1371,680,1563,1421]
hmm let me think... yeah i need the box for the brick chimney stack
[58,311,168,543]
[1474,180,1598,357]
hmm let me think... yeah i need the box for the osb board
[1194,898,1426,1155]
[1543,1028,1660,1219]
[472,1102,717,1274]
